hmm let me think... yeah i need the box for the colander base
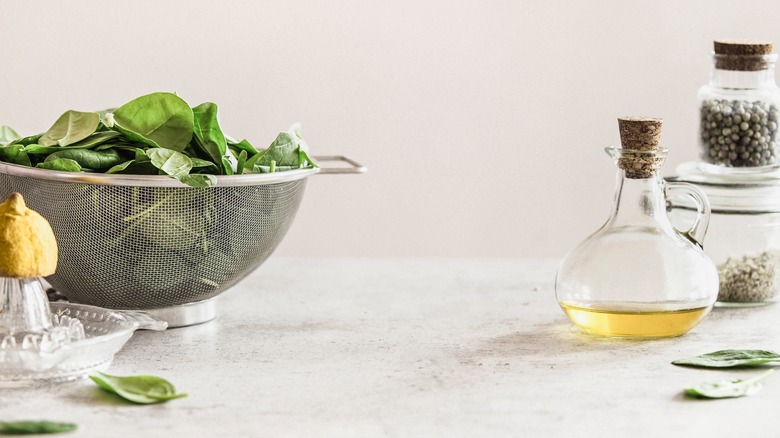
[67,297,218,328]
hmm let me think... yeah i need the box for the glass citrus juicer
[555,117,720,337]
[0,192,165,385]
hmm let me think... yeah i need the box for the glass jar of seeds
[698,40,780,172]
[667,162,780,306]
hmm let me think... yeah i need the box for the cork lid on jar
[714,40,775,71]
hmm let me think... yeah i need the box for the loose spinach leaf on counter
[89,372,187,404]
[684,369,775,399]
[0,420,77,434]
[672,349,780,368]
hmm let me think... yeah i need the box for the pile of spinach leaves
[0,93,316,305]
[0,92,316,188]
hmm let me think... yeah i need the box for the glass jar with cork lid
[667,163,780,306]
[556,117,720,338]
[698,40,780,172]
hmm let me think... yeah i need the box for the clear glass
[698,54,780,171]
[1,302,167,386]
[668,162,780,306]
[556,148,720,337]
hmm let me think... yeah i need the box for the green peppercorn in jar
[698,40,780,172]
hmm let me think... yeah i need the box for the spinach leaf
[190,157,219,173]
[0,126,20,146]
[39,110,100,147]
[192,102,232,175]
[254,126,312,168]
[673,350,780,368]
[236,149,247,174]
[23,144,91,155]
[0,420,77,434]
[106,160,157,175]
[180,174,216,188]
[227,137,258,155]
[89,372,187,404]
[684,369,775,399]
[0,144,32,166]
[36,158,82,172]
[123,188,212,248]
[8,133,43,146]
[111,92,193,152]
[45,148,124,170]
[68,130,122,149]
[0,93,316,187]
[146,148,192,179]
[106,160,136,174]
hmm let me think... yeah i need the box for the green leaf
[39,110,100,147]
[89,372,187,404]
[45,148,124,170]
[236,149,247,174]
[146,148,192,179]
[67,130,122,149]
[8,133,42,146]
[192,102,231,174]
[36,158,82,172]
[180,174,217,188]
[0,126,20,146]
[23,144,80,155]
[122,189,211,248]
[0,420,77,434]
[190,158,219,175]
[256,132,303,167]
[250,124,317,172]
[227,137,258,155]
[105,160,136,174]
[111,92,194,152]
[0,144,32,166]
[244,150,262,170]
[672,350,780,368]
[105,160,157,175]
[684,369,775,399]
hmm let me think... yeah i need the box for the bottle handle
[665,181,711,248]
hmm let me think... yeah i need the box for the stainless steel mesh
[0,171,309,310]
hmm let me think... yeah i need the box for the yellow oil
[560,303,711,338]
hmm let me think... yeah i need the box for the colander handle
[312,155,367,174]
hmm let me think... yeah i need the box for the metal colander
[0,156,363,326]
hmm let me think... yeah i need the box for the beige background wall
[1,1,778,257]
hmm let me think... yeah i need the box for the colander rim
[0,161,320,187]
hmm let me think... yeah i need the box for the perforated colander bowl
[0,156,363,326]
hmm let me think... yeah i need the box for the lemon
[0,192,58,277]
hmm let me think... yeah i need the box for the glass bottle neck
[607,171,667,226]
[709,56,777,90]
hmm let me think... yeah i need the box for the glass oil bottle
[555,117,720,337]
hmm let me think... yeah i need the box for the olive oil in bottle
[559,303,711,338]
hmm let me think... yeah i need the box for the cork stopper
[616,117,665,179]
[618,117,663,151]
[713,40,774,71]
[714,40,773,56]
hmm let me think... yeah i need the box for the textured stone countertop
[2,257,778,437]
